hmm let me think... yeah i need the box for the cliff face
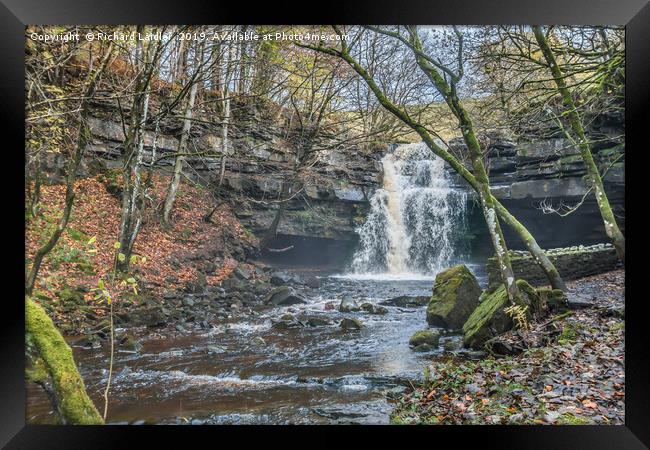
[41,96,623,260]
[71,98,384,250]
[446,111,625,252]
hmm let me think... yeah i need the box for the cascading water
[350,142,468,277]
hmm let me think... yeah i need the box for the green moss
[426,265,480,327]
[558,321,584,345]
[409,330,440,347]
[557,413,591,425]
[462,279,536,348]
[25,297,104,424]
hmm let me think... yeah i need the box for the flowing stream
[27,142,480,425]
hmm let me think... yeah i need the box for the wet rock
[443,338,463,352]
[251,336,266,346]
[324,302,337,310]
[306,317,332,327]
[426,265,481,329]
[409,330,441,347]
[339,298,361,313]
[280,313,294,321]
[304,276,321,289]
[207,345,227,354]
[74,334,101,349]
[129,306,167,327]
[340,318,362,330]
[272,319,304,329]
[412,343,433,352]
[233,267,251,280]
[119,335,142,352]
[263,286,307,306]
[380,295,429,308]
[566,293,594,309]
[361,303,388,315]
[175,324,188,333]
[270,272,293,286]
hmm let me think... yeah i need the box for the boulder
[270,272,293,286]
[409,330,441,347]
[129,306,167,327]
[379,295,429,308]
[462,279,539,349]
[305,317,332,327]
[233,267,251,280]
[339,298,361,313]
[360,303,388,315]
[263,286,307,306]
[426,265,482,329]
[340,318,362,331]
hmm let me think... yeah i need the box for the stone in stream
[360,302,388,315]
[251,336,266,346]
[379,295,430,308]
[304,276,321,289]
[462,279,539,349]
[339,298,361,313]
[426,265,482,329]
[128,306,167,327]
[263,286,307,306]
[409,329,441,348]
[412,343,434,352]
[305,317,332,327]
[340,318,362,330]
[119,335,143,353]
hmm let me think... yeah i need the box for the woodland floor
[25,173,257,334]
[390,269,625,425]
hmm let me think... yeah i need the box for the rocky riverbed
[26,265,487,425]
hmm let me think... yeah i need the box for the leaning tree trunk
[533,26,625,262]
[303,36,566,291]
[26,298,104,424]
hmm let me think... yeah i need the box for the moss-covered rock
[409,329,441,347]
[462,279,538,349]
[537,288,568,312]
[426,265,481,329]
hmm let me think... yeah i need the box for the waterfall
[350,142,468,276]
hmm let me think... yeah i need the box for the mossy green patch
[25,297,104,424]
[462,279,536,349]
[426,265,481,329]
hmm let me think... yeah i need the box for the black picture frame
[2,0,648,447]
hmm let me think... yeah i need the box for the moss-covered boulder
[462,279,539,349]
[426,265,481,329]
[409,329,441,347]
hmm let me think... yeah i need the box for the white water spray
[350,142,468,277]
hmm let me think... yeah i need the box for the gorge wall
[40,97,624,266]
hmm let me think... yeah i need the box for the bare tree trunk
[303,33,566,291]
[533,26,625,262]
[162,41,203,226]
